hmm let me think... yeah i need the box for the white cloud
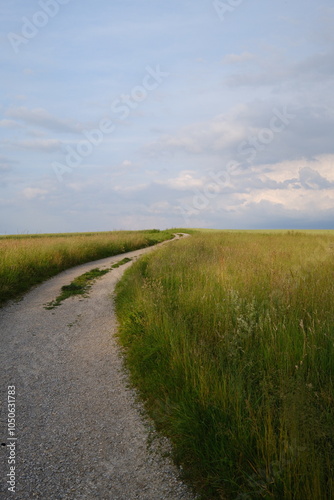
[5,107,82,134]
[23,188,49,200]
[223,52,255,64]
[257,155,334,185]
[14,139,62,152]
[159,171,205,190]
[240,189,334,213]
[148,201,175,214]
[224,49,334,88]
[175,154,334,226]
[113,183,148,193]
[0,155,17,173]
[0,119,22,129]
[147,111,247,156]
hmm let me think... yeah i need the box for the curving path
[0,235,194,499]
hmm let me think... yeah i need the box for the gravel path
[0,235,194,499]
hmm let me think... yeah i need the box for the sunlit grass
[115,231,334,499]
[0,230,174,306]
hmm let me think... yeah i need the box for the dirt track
[0,235,194,499]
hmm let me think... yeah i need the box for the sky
[1,0,334,233]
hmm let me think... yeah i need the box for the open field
[0,229,175,306]
[115,230,334,499]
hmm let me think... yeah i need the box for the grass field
[0,229,175,306]
[115,230,334,499]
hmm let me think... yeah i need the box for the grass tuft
[44,256,135,309]
[44,267,110,309]
[111,257,132,269]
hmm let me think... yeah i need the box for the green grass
[115,231,334,499]
[0,229,176,307]
[111,257,132,269]
[44,267,110,309]
[44,257,134,309]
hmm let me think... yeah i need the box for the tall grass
[0,230,174,306]
[115,231,334,499]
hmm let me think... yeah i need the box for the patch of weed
[44,268,109,309]
[45,257,133,309]
[111,257,132,269]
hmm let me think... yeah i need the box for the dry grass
[0,230,173,306]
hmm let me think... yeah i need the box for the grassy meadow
[0,229,174,306]
[115,231,334,499]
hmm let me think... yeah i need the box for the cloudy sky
[1,0,334,233]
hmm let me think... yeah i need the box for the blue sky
[1,0,334,233]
